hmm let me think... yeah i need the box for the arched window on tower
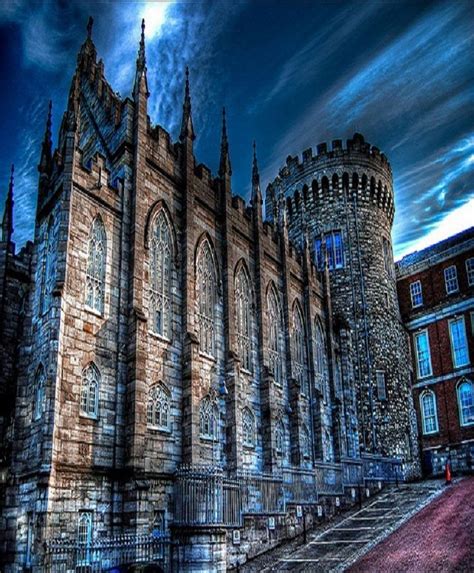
[196,240,218,357]
[150,211,173,338]
[292,304,308,395]
[147,383,172,431]
[80,363,100,419]
[33,365,46,421]
[85,216,106,314]
[235,266,252,372]
[242,407,255,448]
[267,285,284,386]
[200,395,219,440]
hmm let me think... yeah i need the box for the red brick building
[397,227,474,476]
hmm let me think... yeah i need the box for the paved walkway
[348,477,474,573]
[250,481,444,572]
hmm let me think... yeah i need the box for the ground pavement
[241,479,462,572]
[348,476,474,573]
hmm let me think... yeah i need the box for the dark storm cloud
[0,0,472,256]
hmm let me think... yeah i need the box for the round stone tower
[266,133,418,471]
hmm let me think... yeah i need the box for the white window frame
[77,511,93,566]
[444,265,459,294]
[420,390,439,435]
[466,258,474,287]
[315,230,344,270]
[457,380,474,427]
[199,396,219,441]
[409,280,423,308]
[80,363,100,419]
[449,316,470,368]
[85,216,106,316]
[414,329,433,379]
[376,370,387,400]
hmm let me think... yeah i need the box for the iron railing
[44,533,169,572]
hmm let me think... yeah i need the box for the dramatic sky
[0,0,473,258]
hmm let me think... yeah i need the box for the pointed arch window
[147,383,171,431]
[292,304,308,395]
[85,216,106,314]
[267,286,284,385]
[314,318,329,395]
[77,511,93,565]
[196,240,218,357]
[457,380,474,426]
[275,420,285,454]
[235,266,252,372]
[242,407,255,448]
[80,363,100,419]
[33,365,46,421]
[301,425,311,459]
[150,210,173,338]
[200,396,219,440]
[39,216,56,315]
[420,390,438,435]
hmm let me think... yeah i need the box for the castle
[0,18,419,572]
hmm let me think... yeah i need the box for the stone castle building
[0,18,418,572]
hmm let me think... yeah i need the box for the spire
[251,141,262,206]
[180,66,195,141]
[219,107,232,177]
[2,165,14,243]
[137,18,146,71]
[38,100,53,176]
[86,16,93,40]
[134,19,149,97]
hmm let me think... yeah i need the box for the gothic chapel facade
[0,18,418,571]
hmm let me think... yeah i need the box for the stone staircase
[241,481,444,572]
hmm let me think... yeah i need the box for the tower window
[414,330,432,379]
[33,365,46,421]
[449,316,469,368]
[376,370,387,401]
[410,280,423,308]
[267,285,284,386]
[420,390,438,434]
[301,425,311,459]
[275,420,285,454]
[77,511,93,566]
[85,216,106,315]
[457,380,474,426]
[80,363,100,419]
[444,265,459,294]
[315,231,344,270]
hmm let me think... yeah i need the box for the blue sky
[0,0,473,258]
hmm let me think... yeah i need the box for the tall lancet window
[85,216,106,314]
[267,285,284,385]
[292,304,308,395]
[235,266,252,372]
[196,240,218,357]
[80,363,100,419]
[314,318,329,397]
[40,216,56,315]
[150,211,173,338]
[33,365,46,421]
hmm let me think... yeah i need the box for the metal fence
[314,462,344,495]
[342,457,364,486]
[283,468,318,504]
[44,533,169,572]
[233,470,285,514]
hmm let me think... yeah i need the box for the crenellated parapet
[266,134,395,227]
